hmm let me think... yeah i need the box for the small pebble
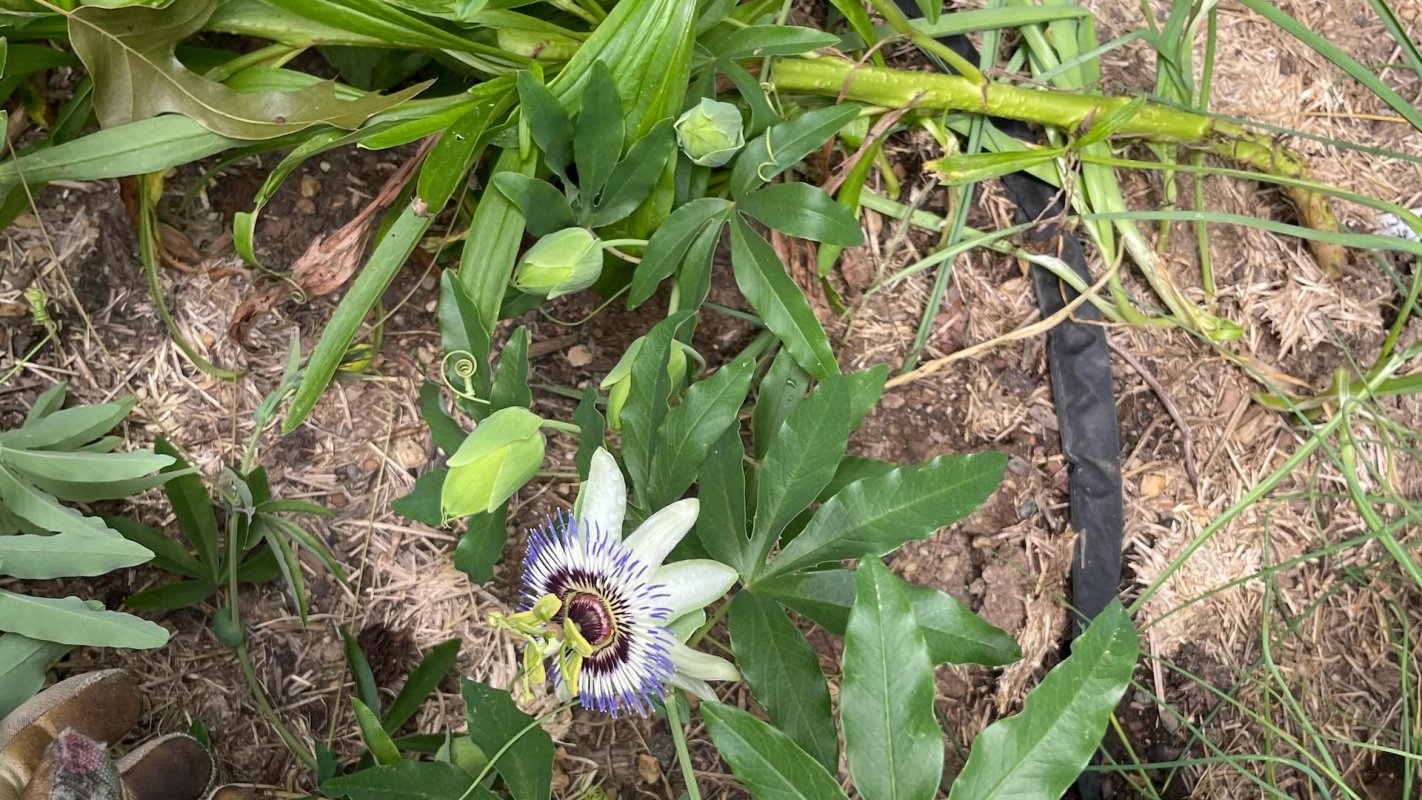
[296,198,316,215]
[566,344,593,367]
[300,174,321,198]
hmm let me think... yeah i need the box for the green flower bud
[513,228,604,299]
[441,407,546,520]
[495,28,581,62]
[600,338,691,431]
[674,98,745,167]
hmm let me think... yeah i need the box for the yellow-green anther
[512,227,604,299]
[531,593,562,622]
[564,617,595,658]
[674,98,745,167]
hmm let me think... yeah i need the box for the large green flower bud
[441,407,546,520]
[673,98,745,167]
[600,338,690,431]
[512,228,604,299]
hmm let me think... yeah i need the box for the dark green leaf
[729,592,837,772]
[393,468,447,527]
[628,197,731,308]
[694,423,750,571]
[646,356,756,508]
[0,116,238,188]
[843,557,942,800]
[591,119,675,228]
[573,388,605,481]
[383,637,461,732]
[490,326,533,410]
[750,349,808,460]
[755,569,1020,666]
[264,516,349,586]
[343,628,382,717]
[701,702,849,800]
[619,313,691,500]
[255,499,334,518]
[729,216,837,380]
[234,548,282,584]
[574,60,625,202]
[730,104,860,196]
[155,437,219,582]
[673,210,723,310]
[740,183,864,246]
[818,457,898,502]
[454,504,508,585]
[462,679,554,800]
[948,601,1138,800]
[914,0,940,26]
[765,452,1006,579]
[516,71,574,183]
[104,515,204,579]
[125,579,217,611]
[490,173,577,237]
[322,759,484,800]
[748,375,852,573]
[717,60,779,137]
[712,24,840,58]
[419,381,466,456]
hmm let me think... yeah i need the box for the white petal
[655,560,737,621]
[667,640,739,683]
[574,448,626,539]
[665,609,705,643]
[623,499,699,566]
[667,671,718,703]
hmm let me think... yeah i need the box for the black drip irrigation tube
[887,5,1126,797]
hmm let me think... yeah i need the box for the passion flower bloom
[496,448,738,715]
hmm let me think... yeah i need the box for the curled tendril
[756,127,781,183]
[441,349,487,404]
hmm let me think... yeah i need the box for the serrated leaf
[0,591,168,649]
[69,0,426,140]
[843,558,942,800]
[729,216,838,380]
[948,601,1138,800]
[462,679,554,800]
[702,702,849,800]
[729,592,837,772]
[756,569,1020,667]
[646,356,755,508]
[739,183,864,245]
[764,452,1006,579]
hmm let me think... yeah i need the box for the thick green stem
[771,56,1346,273]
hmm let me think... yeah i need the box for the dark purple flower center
[564,591,616,647]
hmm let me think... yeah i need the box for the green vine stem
[770,55,1347,274]
[664,692,703,800]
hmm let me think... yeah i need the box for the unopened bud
[674,98,745,167]
[513,228,604,299]
[441,407,546,519]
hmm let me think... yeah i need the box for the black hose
[882,6,1126,797]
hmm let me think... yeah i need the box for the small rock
[319,161,332,173]
[296,197,317,215]
[393,438,427,471]
[300,173,321,198]
[636,753,661,784]
[880,392,906,410]
[566,344,593,367]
